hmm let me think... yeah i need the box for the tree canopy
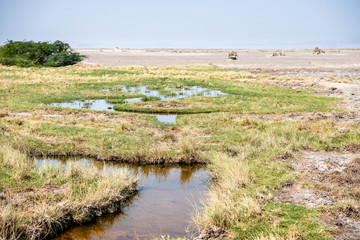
[0,40,86,67]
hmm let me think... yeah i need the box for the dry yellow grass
[0,144,138,239]
[195,152,259,228]
[254,230,302,240]
[0,144,33,180]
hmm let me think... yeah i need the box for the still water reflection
[37,158,208,240]
[49,99,177,123]
[48,85,229,124]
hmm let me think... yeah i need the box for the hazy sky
[0,0,359,48]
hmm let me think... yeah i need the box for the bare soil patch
[275,151,360,239]
[321,213,360,240]
[247,112,360,123]
[246,67,360,79]
[293,151,356,173]
[275,186,335,208]
[316,80,360,112]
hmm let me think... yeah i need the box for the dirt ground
[275,151,360,240]
[76,49,360,74]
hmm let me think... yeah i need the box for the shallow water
[113,85,228,101]
[50,100,177,123]
[37,158,208,240]
[48,85,228,123]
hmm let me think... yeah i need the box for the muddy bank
[45,158,209,240]
[0,115,207,165]
[0,183,137,240]
[26,151,206,165]
[1,156,208,240]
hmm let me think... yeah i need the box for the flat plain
[1,48,360,240]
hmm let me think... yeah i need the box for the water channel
[37,158,209,240]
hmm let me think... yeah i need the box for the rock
[194,234,205,240]
[197,226,226,239]
[228,51,237,60]
[313,47,325,55]
[272,52,285,57]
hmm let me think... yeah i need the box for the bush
[44,51,85,67]
[0,40,86,67]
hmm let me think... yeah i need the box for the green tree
[0,40,86,67]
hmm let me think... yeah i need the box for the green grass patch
[76,69,135,77]
[0,66,340,113]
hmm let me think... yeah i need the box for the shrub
[0,40,86,67]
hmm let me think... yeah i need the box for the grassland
[0,65,339,113]
[0,65,359,239]
[0,143,137,240]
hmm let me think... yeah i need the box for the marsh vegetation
[43,158,208,240]
[0,143,137,239]
[0,64,359,239]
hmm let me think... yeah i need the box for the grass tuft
[0,144,137,239]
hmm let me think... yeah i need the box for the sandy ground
[76,48,360,76]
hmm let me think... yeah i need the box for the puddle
[50,99,115,111]
[37,158,208,240]
[155,114,177,123]
[50,100,177,123]
[110,85,228,101]
[48,85,228,123]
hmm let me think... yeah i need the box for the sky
[0,0,359,49]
